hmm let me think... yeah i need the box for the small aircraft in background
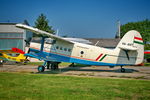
[16,24,144,72]
[144,50,150,62]
[0,48,27,64]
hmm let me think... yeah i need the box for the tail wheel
[120,66,125,72]
[121,68,125,72]
[38,65,45,72]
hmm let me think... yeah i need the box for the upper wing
[16,24,74,44]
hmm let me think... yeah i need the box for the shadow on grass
[38,66,139,74]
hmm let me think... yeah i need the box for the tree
[120,19,150,49]
[34,13,55,37]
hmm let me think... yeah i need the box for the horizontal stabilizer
[119,46,137,51]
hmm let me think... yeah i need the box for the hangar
[0,21,32,51]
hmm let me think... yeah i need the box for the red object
[95,54,103,61]
[144,51,150,54]
[12,48,25,54]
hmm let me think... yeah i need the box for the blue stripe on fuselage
[28,48,131,66]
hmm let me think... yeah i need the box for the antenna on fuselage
[95,41,99,46]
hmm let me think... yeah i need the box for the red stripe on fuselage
[134,37,143,41]
[95,53,103,61]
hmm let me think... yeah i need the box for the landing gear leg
[69,63,75,67]
[47,61,50,69]
[51,62,60,70]
[120,66,125,72]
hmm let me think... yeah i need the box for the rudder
[116,30,144,65]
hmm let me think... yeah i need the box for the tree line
[120,19,150,49]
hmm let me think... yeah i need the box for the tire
[38,65,45,72]
[121,68,125,72]
[51,63,58,70]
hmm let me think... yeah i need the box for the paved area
[0,64,150,80]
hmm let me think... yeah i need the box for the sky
[0,0,150,38]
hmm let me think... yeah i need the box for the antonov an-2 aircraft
[16,24,144,72]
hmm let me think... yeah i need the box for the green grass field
[0,72,150,100]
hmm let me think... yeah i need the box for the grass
[144,63,150,66]
[0,72,150,100]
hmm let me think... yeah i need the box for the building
[32,37,120,49]
[0,22,32,51]
[86,38,120,49]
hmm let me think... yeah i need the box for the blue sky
[0,0,150,38]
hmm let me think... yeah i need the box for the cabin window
[68,49,71,52]
[60,47,63,50]
[81,51,84,54]
[56,46,59,49]
[64,48,67,51]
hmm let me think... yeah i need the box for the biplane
[0,48,27,64]
[16,24,144,72]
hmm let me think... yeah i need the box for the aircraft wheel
[121,68,125,72]
[51,63,58,70]
[38,65,45,72]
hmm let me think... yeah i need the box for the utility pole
[117,20,121,39]
[56,29,59,36]
[115,20,121,39]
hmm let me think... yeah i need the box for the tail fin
[116,30,144,65]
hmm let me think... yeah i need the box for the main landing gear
[37,61,60,72]
[120,66,125,72]
[38,65,45,72]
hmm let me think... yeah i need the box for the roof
[32,37,120,48]
[85,38,120,48]
[0,20,30,25]
[0,23,17,25]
